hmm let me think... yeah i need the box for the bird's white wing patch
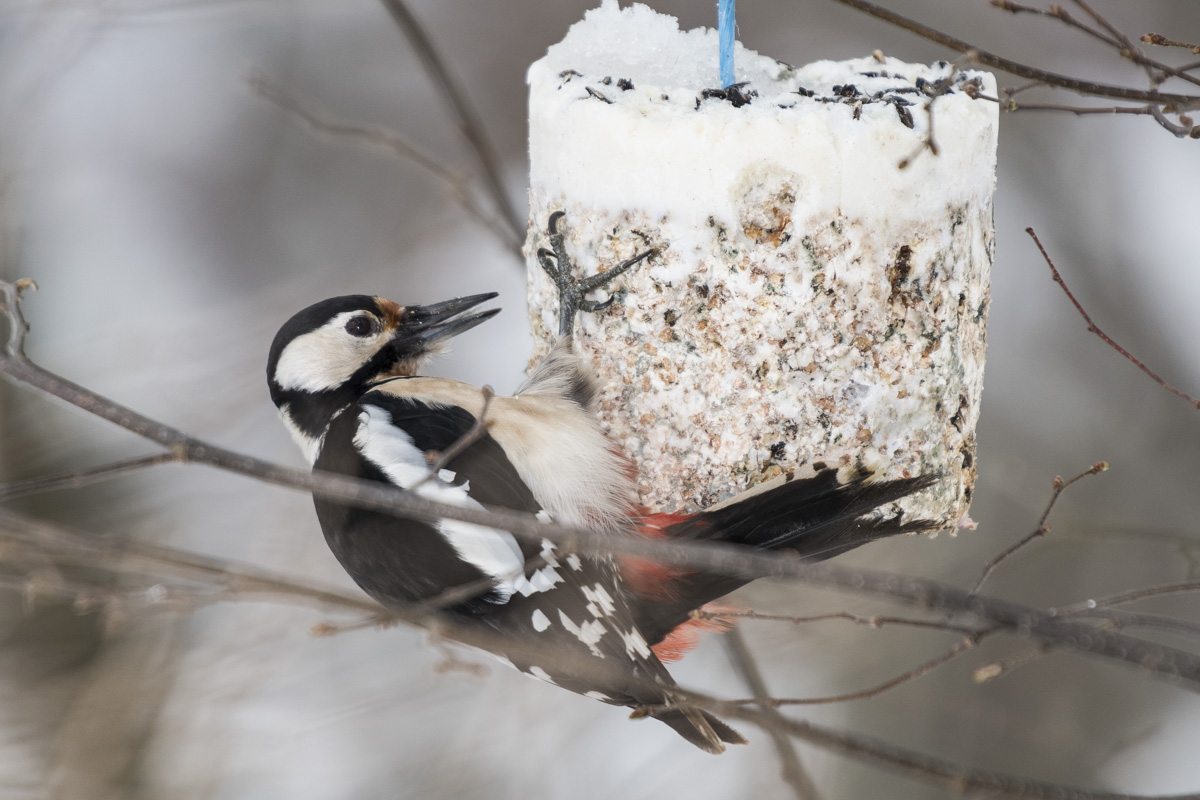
[557,610,607,658]
[619,628,652,660]
[354,406,521,596]
[582,584,616,618]
[527,666,556,684]
[353,404,558,603]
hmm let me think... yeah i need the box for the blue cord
[718,0,736,88]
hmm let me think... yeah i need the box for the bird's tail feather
[628,467,941,654]
[672,467,941,557]
[648,705,747,754]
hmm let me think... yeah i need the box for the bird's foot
[536,211,655,338]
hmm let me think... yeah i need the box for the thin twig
[829,0,1200,107]
[1057,581,1200,613]
[411,385,495,490]
[724,628,821,800]
[997,100,1157,116]
[1142,33,1200,55]
[897,60,962,169]
[0,452,181,502]
[1067,0,1157,86]
[971,462,1109,594]
[995,99,1195,135]
[993,1,1123,51]
[693,607,979,636]
[738,633,985,707]
[376,0,524,244]
[249,74,521,257]
[1069,608,1200,640]
[1027,228,1200,409]
[993,1,1200,90]
[672,685,1197,800]
[0,507,377,614]
[973,644,1051,683]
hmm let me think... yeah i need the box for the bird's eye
[345,316,375,337]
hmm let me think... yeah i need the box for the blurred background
[1,1,1199,798]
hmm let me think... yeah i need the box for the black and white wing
[312,377,740,752]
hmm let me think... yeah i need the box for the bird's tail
[685,465,940,557]
[625,465,941,656]
[636,704,747,754]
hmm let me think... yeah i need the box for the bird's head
[266,292,498,461]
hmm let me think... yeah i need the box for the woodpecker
[267,212,938,753]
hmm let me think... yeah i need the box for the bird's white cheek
[273,320,381,392]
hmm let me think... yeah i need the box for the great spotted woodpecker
[266,213,937,753]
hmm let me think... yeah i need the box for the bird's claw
[538,212,655,338]
[579,296,615,314]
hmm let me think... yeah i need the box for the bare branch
[1064,581,1200,611]
[412,385,495,490]
[6,281,1200,696]
[1069,608,1200,641]
[1027,228,1200,409]
[5,509,1195,800]
[897,58,976,169]
[971,462,1109,594]
[1142,33,1200,55]
[974,644,1051,684]
[0,507,377,615]
[678,688,1196,800]
[723,628,821,800]
[829,0,1200,107]
[249,74,521,257]
[376,0,524,243]
[736,633,984,706]
[0,452,181,502]
[693,607,979,636]
[992,1,1200,90]
[995,98,1195,136]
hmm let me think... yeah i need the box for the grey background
[1,1,1199,798]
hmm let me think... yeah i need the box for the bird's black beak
[402,292,500,346]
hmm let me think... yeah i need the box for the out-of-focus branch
[830,0,1200,137]
[973,644,1051,684]
[724,628,821,800]
[693,607,979,636]
[249,74,521,258]
[671,686,1197,800]
[0,506,376,615]
[7,280,1200,707]
[830,0,1199,105]
[0,452,180,502]
[993,1,1200,89]
[1063,581,1200,611]
[1027,228,1200,410]
[735,633,985,707]
[4,505,1197,800]
[376,0,524,243]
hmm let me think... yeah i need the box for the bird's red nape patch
[651,604,737,663]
